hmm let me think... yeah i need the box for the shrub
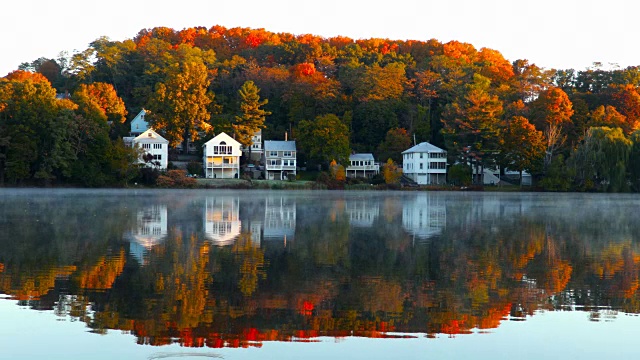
[187,161,203,176]
[156,169,196,188]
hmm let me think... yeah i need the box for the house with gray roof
[346,153,379,178]
[402,142,447,185]
[264,140,297,180]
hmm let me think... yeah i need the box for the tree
[377,128,411,164]
[329,159,346,181]
[441,73,503,179]
[0,72,77,184]
[233,80,271,157]
[529,87,574,169]
[297,114,350,166]
[500,116,545,184]
[147,61,213,149]
[381,158,402,184]
[569,127,632,192]
[72,82,127,124]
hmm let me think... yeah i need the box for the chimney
[285,132,288,141]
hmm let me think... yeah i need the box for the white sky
[1,0,638,77]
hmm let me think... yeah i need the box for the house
[243,129,264,161]
[130,109,149,136]
[132,129,169,169]
[203,132,242,179]
[126,205,168,265]
[402,142,447,185]
[346,153,380,178]
[264,140,297,180]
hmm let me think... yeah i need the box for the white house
[346,153,380,178]
[243,129,264,161]
[203,132,242,179]
[264,140,297,180]
[126,205,168,265]
[132,129,169,169]
[130,109,149,136]
[402,142,447,185]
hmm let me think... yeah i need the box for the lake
[1,189,640,359]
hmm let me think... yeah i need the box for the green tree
[233,80,271,157]
[297,114,350,166]
[147,61,213,149]
[377,127,411,164]
[569,126,632,192]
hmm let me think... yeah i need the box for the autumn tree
[147,61,213,149]
[381,158,402,185]
[72,82,127,124]
[529,87,574,169]
[499,116,545,184]
[441,73,503,177]
[233,80,271,157]
[297,113,350,166]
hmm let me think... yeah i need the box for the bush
[156,170,197,188]
[448,164,472,186]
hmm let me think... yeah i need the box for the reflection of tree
[6,192,640,346]
[232,232,266,297]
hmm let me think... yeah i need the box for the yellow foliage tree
[382,158,402,184]
[329,159,346,181]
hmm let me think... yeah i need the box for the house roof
[349,153,375,161]
[203,132,241,147]
[133,129,168,144]
[264,140,296,151]
[402,142,446,154]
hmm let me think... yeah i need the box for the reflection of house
[204,197,241,246]
[402,142,447,185]
[132,129,169,169]
[264,140,297,180]
[346,200,379,227]
[126,205,168,264]
[264,197,296,241]
[203,133,242,179]
[402,194,446,241]
[346,153,379,178]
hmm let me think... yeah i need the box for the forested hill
[4,25,640,191]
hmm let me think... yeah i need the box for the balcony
[266,164,296,171]
[206,162,238,169]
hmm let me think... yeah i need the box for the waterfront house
[132,129,169,169]
[243,129,264,161]
[402,142,447,185]
[264,140,297,180]
[130,109,149,136]
[346,153,379,178]
[203,132,242,179]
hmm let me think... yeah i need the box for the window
[419,163,423,170]
[270,151,278,157]
[283,151,292,157]
[420,153,423,159]
[142,144,151,149]
[269,160,279,166]
[153,154,162,160]
[153,144,162,149]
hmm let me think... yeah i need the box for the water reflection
[2,190,640,349]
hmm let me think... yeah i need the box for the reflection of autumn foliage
[75,249,126,290]
[590,243,640,299]
[233,232,266,297]
[0,265,76,300]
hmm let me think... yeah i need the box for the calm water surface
[1,189,640,359]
